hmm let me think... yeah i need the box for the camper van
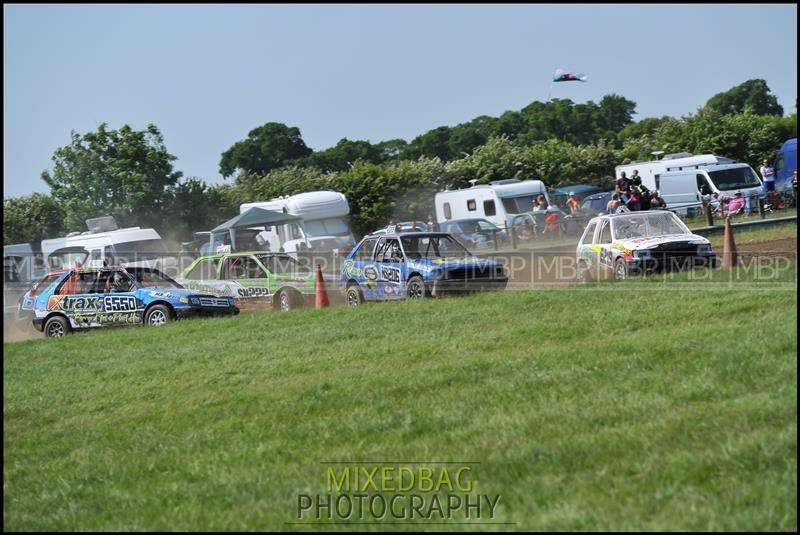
[615,153,736,192]
[41,216,170,271]
[434,179,550,228]
[774,138,797,193]
[240,191,356,253]
[658,163,764,215]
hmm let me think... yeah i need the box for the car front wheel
[613,258,629,280]
[346,284,364,306]
[277,289,302,312]
[144,304,172,326]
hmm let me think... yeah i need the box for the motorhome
[615,153,736,192]
[434,179,550,228]
[240,191,356,253]
[41,216,170,271]
[658,163,764,215]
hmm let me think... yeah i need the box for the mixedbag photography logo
[294,462,505,525]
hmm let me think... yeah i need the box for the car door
[594,220,614,275]
[374,237,405,300]
[49,270,102,329]
[220,255,271,306]
[93,269,141,326]
[577,220,598,271]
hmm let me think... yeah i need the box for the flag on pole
[553,68,588,82]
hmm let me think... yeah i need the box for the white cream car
[576,211,716,280]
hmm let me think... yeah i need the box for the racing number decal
[380,266,401,284]
[103,295,138,312]
[237,287,269,298]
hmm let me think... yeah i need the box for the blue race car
[340,231,508,305]
[19,266,239,338]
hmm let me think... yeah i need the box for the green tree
[41,123,182,232]
[305,138,383,171]
[705,79,784,117]
[219,122,313,178]
[3,193,65,247]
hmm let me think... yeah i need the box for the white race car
[576,211,716,280]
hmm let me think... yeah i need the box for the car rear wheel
[144,304,171,326]
[613,258,629,280]
[277,289,302,312]
[44,316,70,339]
[406,276,426,300]
[346,284,364,306]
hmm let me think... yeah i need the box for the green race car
[177,252,316,311]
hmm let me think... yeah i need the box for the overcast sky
[4,3,797,198]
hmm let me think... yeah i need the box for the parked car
[576,211,716,280]
[341,231,508,305]
[177,252,316,311]
[579,191,614,215]
[19,266,239,338]
[439,218,509,249]
[549,185,604,207]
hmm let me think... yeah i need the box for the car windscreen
[126,267,184,289]
[707,167,762,191]
[401,235,474,260]
[304,218,350,237]
[612,213,690,240]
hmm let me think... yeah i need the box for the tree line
[4,79,796,245]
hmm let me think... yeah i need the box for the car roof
[364,231,454,239]
[193,251,292,260]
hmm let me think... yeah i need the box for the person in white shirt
[760,158,775,193]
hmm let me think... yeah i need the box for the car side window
[375,238,403,262]
[223,256,266,280]
[57,271,98,295]
[598,221,612,244]
[581,222,597,245]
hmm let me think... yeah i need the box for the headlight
[697,244,713,255]
[633,250,651,259]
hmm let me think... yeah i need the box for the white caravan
[41,216,170,271]
[434,179,550,228]
[240,191,355,253]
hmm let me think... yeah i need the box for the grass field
[4,265,797,531]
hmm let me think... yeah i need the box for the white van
[41,217,170,271]
[240,191,356,252]
[434,179,550,228]
[616,153,735,192]
[659,163,764,215]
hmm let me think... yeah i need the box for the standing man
[760,158,776,193]
[566,192,580,215]
[616,171,630,203]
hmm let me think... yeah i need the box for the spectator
[627,176,642,211]
[516,218,534,241]
[536,194,549,210]
[635,178,652,211]
[543,206,561,237]
[616,171,631,202]
[760,158,775,193]
[427,213,439,232]
[727,191,745,215]
[566,192,579,215]
[607,193,622,214]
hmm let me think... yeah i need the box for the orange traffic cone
[721,216,738,269]
[315,264,330,309]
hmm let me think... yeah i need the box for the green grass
[705,221,797,250]
[4,266,797,531]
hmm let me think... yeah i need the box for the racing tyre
[406,276,426,300]
[277,289,302,312]
[144,304,172,327]
[345,284,364,307]
[44,315,70,339]
[613,258,629,280]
